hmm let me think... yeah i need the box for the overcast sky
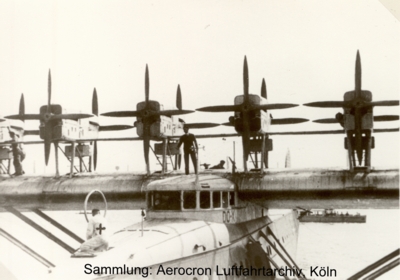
[0,0,398,174]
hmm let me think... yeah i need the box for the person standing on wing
[177,126,198,175]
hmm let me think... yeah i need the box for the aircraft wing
[1,128,397,146]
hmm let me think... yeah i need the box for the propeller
[261,78,267,99]
[373,115,399,122]
[177,85,182,110]
[19,94,25,117]
[271,118,309,125]
[196,64,298,113]
[143,65,151,174]
[6,70,94,165]
[184,123,220,129]
[313,118,338,124]
[92,88,99,116]
[314,115,399,123]
[6,71,94,121]
[304,51,399,109]
[44,70,53,165]
[101,65,196,174]
[93,141,98,171]
[222,118,308,126]
[92,88,99,171]
[196,56,305,171]
[304,51,399,166]
[242,56,251,171]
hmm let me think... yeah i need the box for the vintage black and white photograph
[0,1,399,279]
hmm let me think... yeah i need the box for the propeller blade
[19,94,25,116]
[261,78,267,99]
[94,141,98,171]
[145,65,149,106]
[312,118,338,124]
[5,114,42,120]
[176,85,182,110]
[143,124,150,175]
[52,113,94,120]
[368,100,399,107]
[242,54,251,172]
[99,125,134,131]
[243,56,249,103]
[23,130,40,136]
[355,50,361,93]
[303,101,349,108]
[373,115,399,122]
[159,109,194,116]
[374,128,399,133]
[184,123,220,129]
[92,88,99,116]
[0,116,6,122]
[268,130,345,135]
[196,105,240,112]
[101,111,140,117]
[241,128,250,172]
[256,103,298,110]
[44,125,52,166]
[47,70,51,114]
[221,122,234,126]
[271,118,309,125]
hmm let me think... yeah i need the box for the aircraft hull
[51,210,299,279]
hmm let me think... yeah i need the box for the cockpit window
[153,191,181,210]
[213,191,221,208]
[200,191,210,209]
[229,191,235,206]
[222,192,229,208]
[183,191,196,209]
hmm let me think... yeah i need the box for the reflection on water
[0,209,399,279]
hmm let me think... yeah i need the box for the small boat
[298,208,366,223]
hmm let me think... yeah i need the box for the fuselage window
[200,191,210,209]
[153,191,181,210]
[222,192,229,208]
[213,191,221,208]
[183,191,196,209]
[229,191,235,206]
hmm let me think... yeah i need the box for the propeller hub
[44,113,52,122]
[142,110,150,117]
[353,98,364,108]
[242,104,250,112]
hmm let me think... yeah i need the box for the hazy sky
[0,0,398,174]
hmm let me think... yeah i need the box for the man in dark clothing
[177,127,198,175]
[210,160,225,169]
[10,132,25,176]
